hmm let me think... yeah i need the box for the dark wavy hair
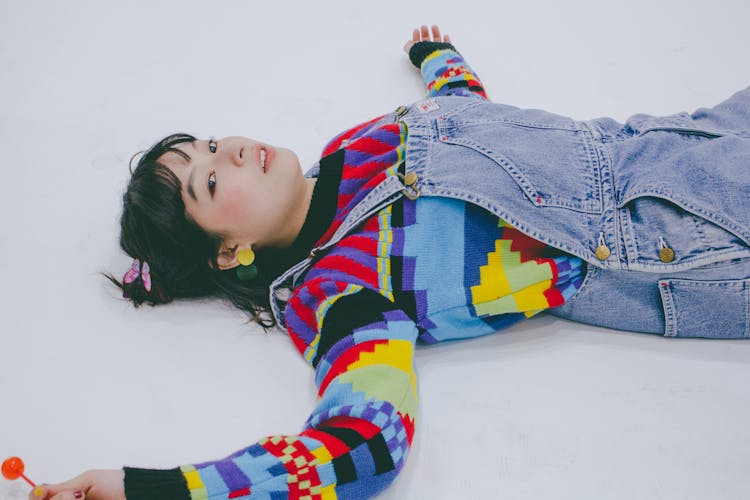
[105,133,288,331]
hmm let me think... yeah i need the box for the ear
[214,245,238,271]
[212,240,253,271]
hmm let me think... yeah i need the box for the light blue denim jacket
[271,88,750,339]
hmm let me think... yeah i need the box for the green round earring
[236,248,258,281]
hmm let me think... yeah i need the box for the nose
[230,143,245,167]
[215,137,245,167]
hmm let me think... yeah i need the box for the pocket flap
[625,112,727,138]
[659,278,749,338]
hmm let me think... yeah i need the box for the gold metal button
[397,172,420,200]
[595,245,611,261]
[659,247,675,263]
[395,105,408,118]
[402,186,420,200]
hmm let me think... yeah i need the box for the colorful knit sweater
[124,42,584,499]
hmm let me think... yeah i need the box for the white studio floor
[2,1,750,499]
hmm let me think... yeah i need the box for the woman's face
[159,136,314,267]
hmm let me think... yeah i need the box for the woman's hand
[29,469,125,500]
[403,24,451,54]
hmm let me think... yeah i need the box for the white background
[1,1,749,498]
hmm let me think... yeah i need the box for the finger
[49,491,84,500]
[431,25,441,41]
[420,25,429,40]
[29,484,48,499]
[41,474,89,499]
[412,28,419,42]
[30,484,57,500]
[444,34,451,43]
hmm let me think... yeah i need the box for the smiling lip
[259,145,274,173]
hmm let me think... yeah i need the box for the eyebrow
[186,142,197,202]
[187,168,197,201]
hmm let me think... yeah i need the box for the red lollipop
[2,456,37,487]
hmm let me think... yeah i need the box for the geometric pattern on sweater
[273,190,583,497]
[177,289,417,500]
[420,45,488,99]
[272,185,583,500]
[121,42,584,500]
[315,121,405,248]
[470,218,583,316]
[398,197,583,343]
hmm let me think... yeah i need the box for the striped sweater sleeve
[408,41,488,100]
[124,280,419,499]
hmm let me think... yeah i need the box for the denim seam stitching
[659,281,677,337]
[620,206,639,264]
[595,130,623,268]
[579,128,604,212]
[690,215,711,250]
[445,118,581,131]
[626,248,750,272]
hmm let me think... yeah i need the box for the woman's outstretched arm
[405,24,488,100]
[31,279,419,500]
[120,280,419,499]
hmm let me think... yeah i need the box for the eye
[208,172,216,195]
[208,136,217,153]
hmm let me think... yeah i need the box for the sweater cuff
[123,466,190,500]
[408,41,458,68]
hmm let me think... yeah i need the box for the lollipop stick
[20,473,36,487]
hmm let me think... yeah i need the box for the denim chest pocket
[619,195,750,269]
[659,278,750,338]
[614,116,750,269]
[437,112,602,214]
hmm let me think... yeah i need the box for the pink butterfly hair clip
[122,258,152,297]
